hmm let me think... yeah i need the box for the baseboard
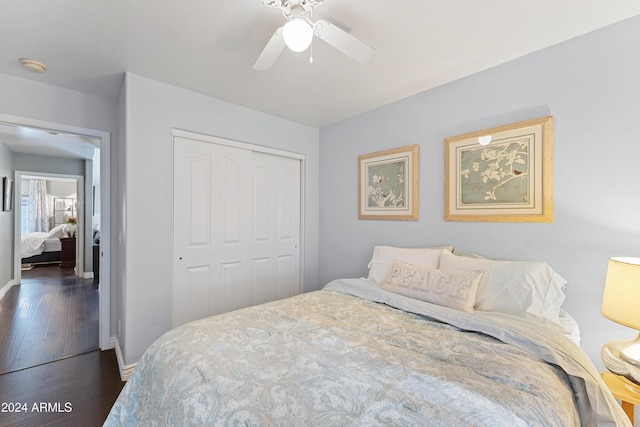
[111,336,137,381]
[0,280,16,301]
[83,271,94,279]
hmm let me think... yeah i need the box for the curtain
[28,180,49,232]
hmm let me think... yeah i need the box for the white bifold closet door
[172,135,301,328]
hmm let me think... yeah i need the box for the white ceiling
[1,0,639,160]
[0,123,99,160]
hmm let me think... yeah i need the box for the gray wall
[0,143,13,288]
[0,73,117,311]
[114,75,127,361]
[118,73,320,365]
[318,16,640,370]
[13,153,86,177]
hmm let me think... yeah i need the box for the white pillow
[367,246,450,285]
[46,224,65,239]
[559,309,581,347]
[439,251,567,325]
[452,249,491,259]
[382,259,483,313]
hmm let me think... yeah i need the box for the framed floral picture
[358,144,419,220]
[445,116,554,222]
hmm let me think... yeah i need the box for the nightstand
[59,237,76,269]
[602,371,640,423]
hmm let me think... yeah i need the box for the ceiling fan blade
[313,19,374,64]
[253,27,286,71]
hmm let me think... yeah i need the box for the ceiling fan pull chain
[310,40,314,64]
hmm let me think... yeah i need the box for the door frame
[171,129,306,319]
[15,172,85,279]
[3,113,112,351]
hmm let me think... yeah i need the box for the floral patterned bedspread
[104,279,628,427]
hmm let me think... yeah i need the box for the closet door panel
[173,135,301,328]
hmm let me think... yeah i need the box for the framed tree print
[444,116,554,222]
[358,144,419,220]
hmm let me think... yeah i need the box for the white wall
[47,180,77,198]
[319,16,640,370]
[120,73,320,365]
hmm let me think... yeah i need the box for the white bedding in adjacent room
[42,238,61,253]
[21,224,65,258]
[21,232,49,258]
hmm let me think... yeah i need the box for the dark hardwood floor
[0,265,125,426]
[0,265,99,374]
[0,349,125,427]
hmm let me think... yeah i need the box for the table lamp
[601,257,640,385]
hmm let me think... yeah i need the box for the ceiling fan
[253,0,375,71]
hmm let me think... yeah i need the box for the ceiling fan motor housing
[260,0,324,9]
[261,0,324,20]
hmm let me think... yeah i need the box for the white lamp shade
[283,18,313,52]
[602,257,640,330]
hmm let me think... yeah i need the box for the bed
[21,224,65,265]
[104,247,630,426]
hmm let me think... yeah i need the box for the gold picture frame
[358,144,419,220]
[444,116,554,222]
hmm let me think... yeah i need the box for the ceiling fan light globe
[283,18,313,52]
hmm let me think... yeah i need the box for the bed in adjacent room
[104,247,630,426]
[21,224,65,265]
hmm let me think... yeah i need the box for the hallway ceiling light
[19,58,47,73]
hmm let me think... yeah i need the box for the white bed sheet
[21,233,62,258]
[21,232,48,258]
[43,238,61,252]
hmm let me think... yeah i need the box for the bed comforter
[104,279,629,426]
[21,232,50,258]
